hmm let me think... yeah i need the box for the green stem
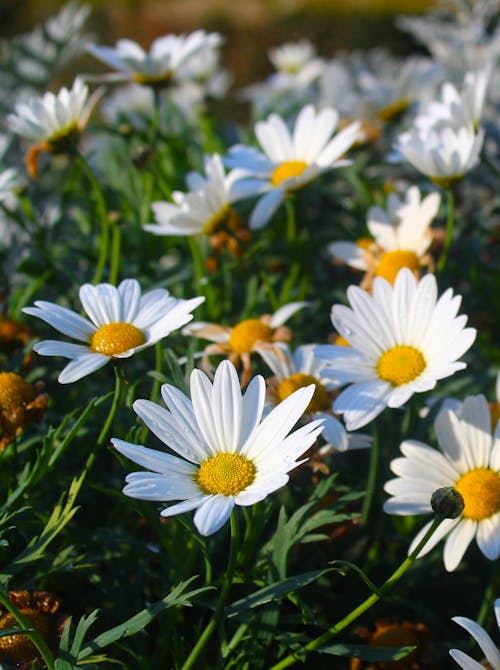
[181,513,240,670]
[83,367,124,477]
[360,424,379,527]
[108,221,121,285]
[0,586,55,670]
[74,153,110,284]
[268,516,443,670]
[285,197,296,243]
[437,188,455,272]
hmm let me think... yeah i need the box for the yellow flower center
[202,204,232,236]
[333,335,351,346]
[89,322,146,356]
[376,98,411,123]
[271,160,308,187]
[375,250,420,284]
[355,237,374,251]
[196,452,256,496]
[228,319,273,354]
[277,373,331,413]
[132,71,173,88]
[454,467,500,521]
[377,345,426,386]
[0,373,35,412]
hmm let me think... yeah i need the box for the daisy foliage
[112,360,324,536]
[0,2,499,668]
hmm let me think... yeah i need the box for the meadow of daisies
[0,0,498,668]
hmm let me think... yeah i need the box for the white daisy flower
[7,78,100,178]
[418,67,491,132]
[23,279,205,384]
[0,168,22,208]
[395,121,484,187]
[328,185,441,286]
[112,360,324,536]
[86,30,222,88]
[450,599,500,669]
[183,302,308,386]
[384,395,500,572]
[145,154,249,237]
[225,104,361,229]
[316,269,476,430]
[7,77,97,146]
[257,342,371,454]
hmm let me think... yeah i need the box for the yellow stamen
[455,467,500,521]
[0,373,35,412]
[228,319,273,354]
[202,204,232,236]
[271,160,308,188]
[277,373,330,413]
[196,452,256,496]
[132,71,173,88]
[333,335,351,347]
[377,345,426,386]
[376,98,411,123]
[90,322,145,356]
[375,250,420,284]
[355,237,374,251]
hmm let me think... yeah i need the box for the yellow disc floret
[0,373,35,411]
[271,160,308,187]
[277,373,331,413]
[90,322,146,356]
[455,467,500,521]
[228,319,273,354]
[377,345,426,386]
[375,250,420,284]
[196,452,256,496]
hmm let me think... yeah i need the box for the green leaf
[225,569,334,618]
[77,578,212,660]
[317,643,416,662]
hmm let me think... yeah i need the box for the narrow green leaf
[225,569,334,618]
[318,643,416,662]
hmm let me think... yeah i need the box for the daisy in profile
[316,269,476,430]
[384,394,500,572]
[112,360,323,536]
[183,302,308,387]
[225,104,361,229]
[23,279,204,383]
[257,342,371,454]
[145,154,249,237]
[450,599,500,669]
[329,185,441,288]
[86,30,221,88]
[7,78,100,178]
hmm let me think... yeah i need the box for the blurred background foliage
[1,0,434,86]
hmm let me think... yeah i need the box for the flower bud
[430,486,464,519]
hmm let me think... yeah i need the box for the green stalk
[437,188,455,272]
[108,220,122,285]
[268,516,443,670]
[181,513,240,670]
[360,424,379,527]
[285,197,297,243]
[0,586,55,670]
[74,153,110,285]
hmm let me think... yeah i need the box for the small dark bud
[431,486,464,519]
